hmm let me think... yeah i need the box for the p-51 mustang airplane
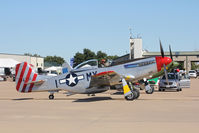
[15,42,178,100]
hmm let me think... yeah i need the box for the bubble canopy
[74,59,98,69]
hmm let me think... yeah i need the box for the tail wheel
[49,94,54,100]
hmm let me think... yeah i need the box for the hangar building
[0,53,44,69]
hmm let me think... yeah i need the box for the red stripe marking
[15,64,20,77]
[21,67,32,92]
[155,57,162,72]
[16,62,27,91]
[28,73,37,92]
[94,71,115,77]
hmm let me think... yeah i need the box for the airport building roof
[0,53,44,58]
[143,51,199,56]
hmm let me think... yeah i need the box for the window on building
[37,63,38,66]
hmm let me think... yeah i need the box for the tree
[73,48,118,67]
[24,53,32,56]
[73,52,85,67]
[83,48,96,60]
[44,56,65,66]
[96,51,107,60]
[177,61,184,70]
[107,55,118,60]
[191,62,199,70]
[24,53,41,57]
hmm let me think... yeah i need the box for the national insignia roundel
[65,73,79,87]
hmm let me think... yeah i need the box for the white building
[129,38,143,59]
[0,53,44,69]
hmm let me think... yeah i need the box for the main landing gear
[124,88,140,100]
[122,79,140,101]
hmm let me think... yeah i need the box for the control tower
[129,29,143,59]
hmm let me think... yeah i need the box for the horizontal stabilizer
[25,80,45,85]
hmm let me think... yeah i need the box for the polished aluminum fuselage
[33,57,158,94]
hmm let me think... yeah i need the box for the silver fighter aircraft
[15,43,178,100]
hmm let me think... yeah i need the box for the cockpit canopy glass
[74,59,98,69]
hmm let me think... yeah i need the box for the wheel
[49,94,54,100]
[177,85,181,91]
[162,89,165,91]
[125,93,135,101]
[132,89,140,99]
[159,88,162,91]
[146,86,154,94]
[177,87,182,91]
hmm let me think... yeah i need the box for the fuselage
[33,57,160,94]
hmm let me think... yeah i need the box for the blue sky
[0,0,199,62]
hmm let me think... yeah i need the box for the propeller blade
[159,40,164,58]
[163,64,169,85]
[169,45,173,61]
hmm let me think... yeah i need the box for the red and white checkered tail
[15,62,38,93]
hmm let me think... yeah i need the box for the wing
[90,71,121,87]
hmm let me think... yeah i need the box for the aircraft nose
[163,57,172,66]
[155,56,173,72]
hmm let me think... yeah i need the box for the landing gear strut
[122,79,140,101]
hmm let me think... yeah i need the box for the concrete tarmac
[0,79,199,133]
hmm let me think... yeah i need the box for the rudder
[15,62,38,93]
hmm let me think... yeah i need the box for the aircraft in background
[15,42,178,100]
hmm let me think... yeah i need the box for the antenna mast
[129,27,133,39]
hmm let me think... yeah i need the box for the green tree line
[24,48,118,67]
[73,48,118,67]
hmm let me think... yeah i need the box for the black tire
[49,94,54,100]
[177,88,182,91]
[125,93,135,101]
[146,86,154,94]
[133,89,140,99]
[159,89,162,91]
